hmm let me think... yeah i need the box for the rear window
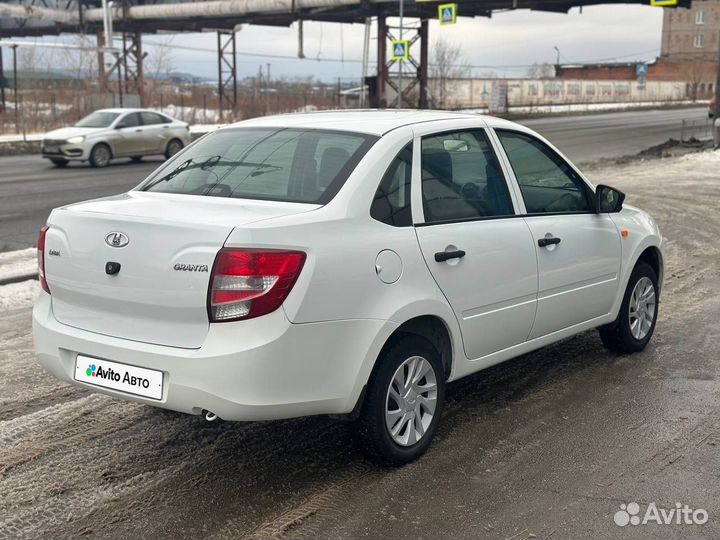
[140,127,378,204]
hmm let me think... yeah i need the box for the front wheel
[599,262,659,353]
[89,144,112,168]
[355,335,445,466]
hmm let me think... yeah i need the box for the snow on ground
[0,248,37,282]
[679,147,720,163]
[0,279,39,311]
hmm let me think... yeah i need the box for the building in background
[557,0,718,99]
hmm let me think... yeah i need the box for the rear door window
[420,129,514,223]
[370,143,413,227]
[141,112,168,125]
[140,128,377,204]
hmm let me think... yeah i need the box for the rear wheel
[356,335,445,466]
[599,262,658,353]
[89,144,112,168]
[165,139,183,160]
[50,158,68,167]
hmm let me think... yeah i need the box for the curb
[0,272,38,286]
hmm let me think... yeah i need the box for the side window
[496,130,593,214]
[117,113,141,129]
[421,129,513,224]
[371,143,412,227]
[140,112,165,125]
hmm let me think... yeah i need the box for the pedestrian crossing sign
[391,40,409,62]
[438,3,457,25]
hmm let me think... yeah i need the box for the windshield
[74,111,121,128]
[139,127,378,204]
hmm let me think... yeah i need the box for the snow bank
[679,149,720,164]
[0,248,37,282]
[0,279,39,311]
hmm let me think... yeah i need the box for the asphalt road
[2,150,719,539]
[0,106,709,252]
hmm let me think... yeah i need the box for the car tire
[355,335,445,466]
[131,156,143,162]
[165,139,183,160]
[599,262,659,354]
[50,158,68,167]
[89,144,112,168]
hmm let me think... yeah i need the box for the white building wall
[429,78,689,109]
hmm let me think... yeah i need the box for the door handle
[434,249,466,262]
[135,129,142,133]
[538,236,561,247]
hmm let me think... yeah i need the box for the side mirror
[595,184,625,213]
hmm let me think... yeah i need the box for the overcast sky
[138,4,664,81]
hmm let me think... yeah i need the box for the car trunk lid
[45,192,318,348]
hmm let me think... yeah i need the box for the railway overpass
[0,0,689,111]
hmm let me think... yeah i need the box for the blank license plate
[74,355,163,400]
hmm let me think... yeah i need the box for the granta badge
[173,263,209,272]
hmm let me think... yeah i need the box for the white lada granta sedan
[33,110,663,465]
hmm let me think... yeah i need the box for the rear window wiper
[143,157,282,192]
[142,158,196,191]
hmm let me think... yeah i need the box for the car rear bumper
[32,291,395,421]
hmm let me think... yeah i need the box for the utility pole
[12,45,18,133]
[714,30,720,147]
[360,17,371,108]
[265,63,271,115]
[0,47,5,114]
[397,0,404,109]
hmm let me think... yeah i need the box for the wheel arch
[341,312,456,422]
[375,314,455,382]
[636,245,664,294]
[92,140,114,157]
[166,137,184,154]
[611,237,664,319]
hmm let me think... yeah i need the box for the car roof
[94,108,162,115]
[225,109,520,136]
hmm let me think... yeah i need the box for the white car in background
[33,110,663,465]
[41,108,191,168]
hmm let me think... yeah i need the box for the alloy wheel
[629,276,656,340]
[93,146,110,167]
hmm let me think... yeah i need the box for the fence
[0,77,364,135]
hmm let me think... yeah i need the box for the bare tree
[57,35,99,117]
[680,59,709,101]
[430,37,471,108]
[526,62,555,79]
[145,37,176,106]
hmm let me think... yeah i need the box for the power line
[3,35,661,72]
[141,37,660,70]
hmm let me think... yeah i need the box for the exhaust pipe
[203,410,219,422]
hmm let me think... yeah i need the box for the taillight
[38,225,50,294]
[208,248,306,322]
